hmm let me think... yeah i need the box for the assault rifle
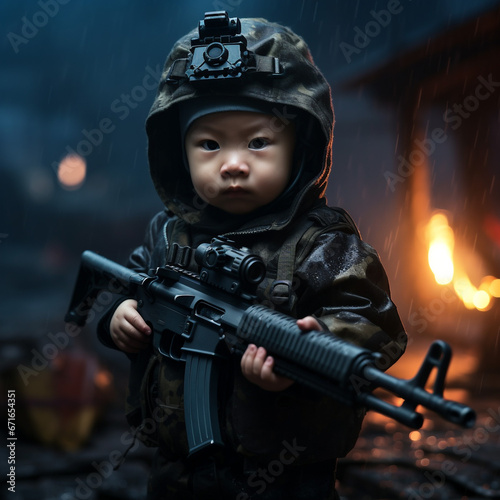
[65,239,476,457]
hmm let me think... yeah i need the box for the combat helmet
[146,11,334,230]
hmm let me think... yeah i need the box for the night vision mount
[166,11,283,83]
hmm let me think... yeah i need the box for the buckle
[270,280,293,306]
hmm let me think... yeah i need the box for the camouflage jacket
[96,203,406,465]
[97,15,407,465]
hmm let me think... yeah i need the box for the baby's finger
[125,329,151,348]
[124,308,151,335]
[250,346,267,376]
[296,316,322,332]
[118,320,151,348]
[260,356,295,391]
[241,344,258,374]
[260,355,276,380]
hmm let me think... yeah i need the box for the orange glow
[473,290,491,310]
[426,211,498,311]
[427,213,454,285]
[58,154,86,190]
[453,272,493,311]
[409,430,421,442]
[94,370,112,390]
[454,274,477,310]
[488,278,500,297]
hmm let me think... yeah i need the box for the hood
[145,15,334,234]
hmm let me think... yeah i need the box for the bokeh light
[57,154,86,190]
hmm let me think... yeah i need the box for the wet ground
[336,398,500,499]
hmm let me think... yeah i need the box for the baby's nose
[220,153,250,177]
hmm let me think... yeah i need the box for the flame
[427,213,454,285]
[426,212,495,312]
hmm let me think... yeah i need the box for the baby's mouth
[224,186,249,195]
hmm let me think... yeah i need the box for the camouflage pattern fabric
[96,13,407,499]
[122,205,406,465]
[145,17,334,231]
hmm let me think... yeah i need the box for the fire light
[486,277,500,298]
[427,213,454,285]
[409,430,421,442]
[426,212,496,311]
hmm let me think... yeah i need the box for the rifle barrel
[363,365,476,428]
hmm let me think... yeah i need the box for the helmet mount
[166,11,284,84]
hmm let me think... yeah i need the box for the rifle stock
[65,242,476,458]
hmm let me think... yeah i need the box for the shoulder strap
[269,206,360,313]
[269,217,315,312]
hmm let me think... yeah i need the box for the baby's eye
[201,140,220,151]
[248,137,269,150]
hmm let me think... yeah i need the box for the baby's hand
[240,344,294,391]
[240,315,323,391]
[110,299,151,353]
[296,315,323,332]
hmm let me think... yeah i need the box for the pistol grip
[184,353,224,457]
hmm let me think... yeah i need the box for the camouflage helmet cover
[146,13,334,228]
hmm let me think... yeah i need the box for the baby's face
[185,111,295,215]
